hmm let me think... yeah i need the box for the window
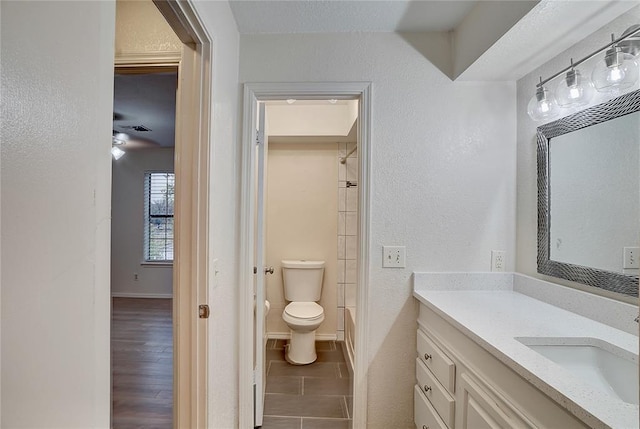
[144,172,175,262]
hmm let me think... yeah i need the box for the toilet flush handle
[264,267,275,275]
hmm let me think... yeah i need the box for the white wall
[111,149,174,297]
[265,142,338,338]
[0,1,114,427]
[240,32,516,427]
[516,6,640,302]
[189,1,241,427]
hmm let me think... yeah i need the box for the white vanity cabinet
[414,303,590,429]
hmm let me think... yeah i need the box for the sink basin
[516,337,639,405]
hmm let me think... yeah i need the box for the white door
[254,102,268,427]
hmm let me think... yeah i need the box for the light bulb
[591,44,639,93]
[608,66,624,83]
[569,87,581,99]
[111,146,125,160]
[555,68,594,107]
[527,85,559,121]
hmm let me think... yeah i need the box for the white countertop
[413,273,639,429]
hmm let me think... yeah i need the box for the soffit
[229,0,478,33]
[458,0,639,81]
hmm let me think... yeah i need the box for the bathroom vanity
[412,273,639,429]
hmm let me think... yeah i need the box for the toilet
[281,260,325,365]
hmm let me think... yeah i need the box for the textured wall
[265,142,338,337]
[115,0,181,56]
[0,1,114,426]
[516,6,640,302]
[189,1,241,427]
[111,148,174,297]
[240,32,516,427]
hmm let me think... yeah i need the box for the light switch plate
[383,246,406,268]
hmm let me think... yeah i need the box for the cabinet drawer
[416,358,455,428]
[414,385,448,429]
[417,330,455,393]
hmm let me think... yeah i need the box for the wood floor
[111,297,173,429]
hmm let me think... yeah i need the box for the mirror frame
[537,89,640,297]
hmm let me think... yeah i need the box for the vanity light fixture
[527,77,559,121]
[528,25,640,121]
[555,59,594,107]
[591,34,639,93]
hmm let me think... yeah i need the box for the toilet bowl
[282,302,325,364]
[281,260,325,365]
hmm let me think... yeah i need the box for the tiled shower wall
[337,142,358,341]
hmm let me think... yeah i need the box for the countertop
[413,273,639,429]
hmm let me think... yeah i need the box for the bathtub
[344,306,356,374]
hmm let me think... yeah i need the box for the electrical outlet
[624,247,639,269]
[134,272,139,281]
[491,250,506,272]
[383,246,406,268]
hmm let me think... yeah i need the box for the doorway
[261,99,358,428]
[110,67,178,427]
[112,1,213,427]
[239,83,372,428]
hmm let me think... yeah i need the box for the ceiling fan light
[111,146,125,160]
[112,132,130,145]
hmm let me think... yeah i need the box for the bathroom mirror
[537,89,640,296]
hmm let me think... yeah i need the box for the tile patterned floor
[262,340,353,429]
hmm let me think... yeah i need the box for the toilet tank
[281,260,325,302]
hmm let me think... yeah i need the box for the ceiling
[113,1,637,148]
[229,0,478,34]
[112,72,177,148]
[265,100,358,137]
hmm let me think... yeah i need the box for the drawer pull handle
[423,425,429,429]
[424,353,432,360]
[423,385,431,393]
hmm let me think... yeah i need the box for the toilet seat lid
[284,302,323,319]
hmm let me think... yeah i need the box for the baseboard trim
[267,332,338,341]
[340,341,354,378]
[111,292,173,299]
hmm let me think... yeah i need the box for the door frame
[239,82,372,428]
[118,2,212,427]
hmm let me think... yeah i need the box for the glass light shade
[111,146,125,160]
[591,47,639,93]
[555,69,595,107]
[527,86,559,121]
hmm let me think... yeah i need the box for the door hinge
[199,304,210,319]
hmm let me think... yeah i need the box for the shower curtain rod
[339,145,357,164]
